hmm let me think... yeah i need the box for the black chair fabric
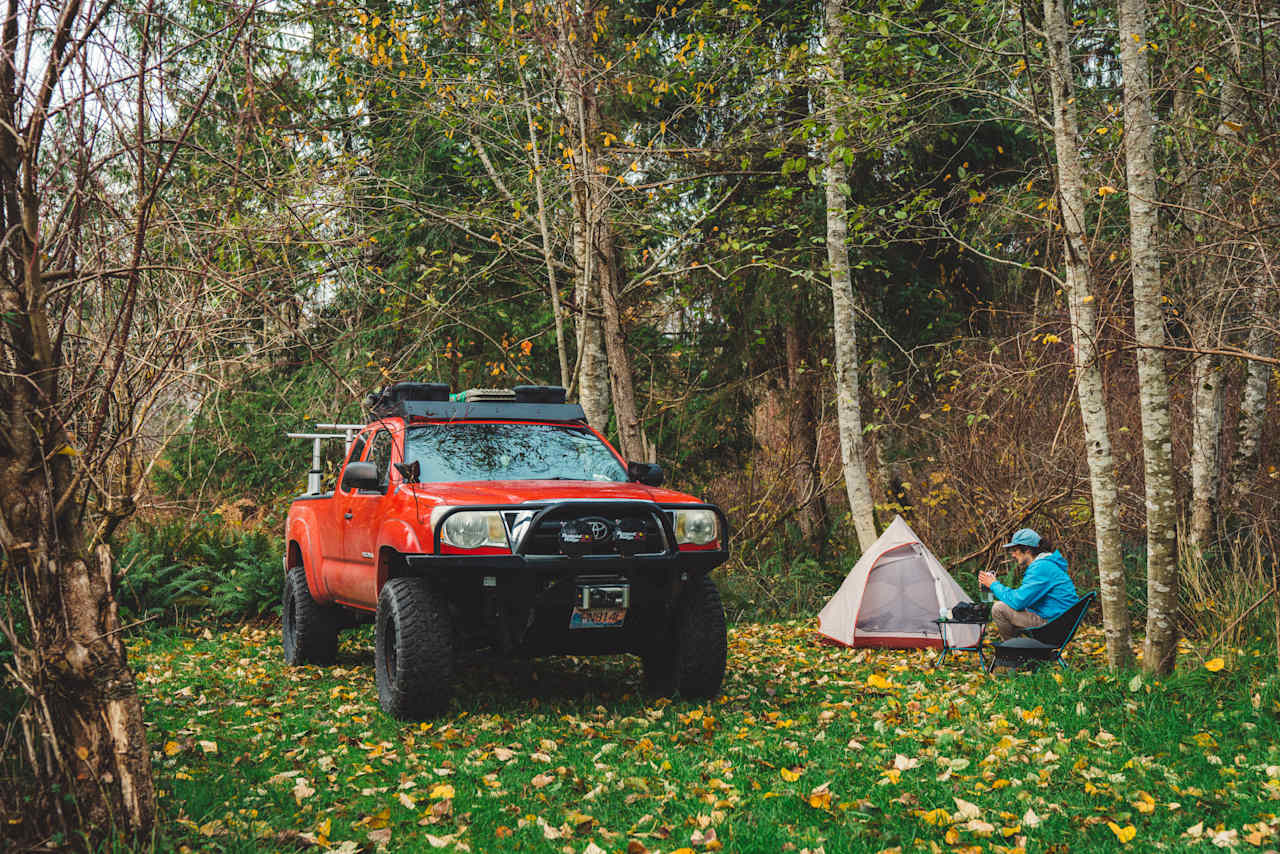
[988,591,1096,671]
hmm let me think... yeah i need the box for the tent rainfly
[817,516,980,649]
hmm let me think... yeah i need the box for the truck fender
[375,518,428,595]
[286,512,330,603]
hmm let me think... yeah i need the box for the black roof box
[368,382,451,417]
[514,385,567,404]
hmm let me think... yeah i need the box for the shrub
[114,514,280,625]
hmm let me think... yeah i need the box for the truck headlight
[439,510,507,550]
[674,508,718,546]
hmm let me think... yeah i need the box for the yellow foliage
[1107,821,1137,843]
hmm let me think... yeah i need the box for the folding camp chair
[984,591,1096,672]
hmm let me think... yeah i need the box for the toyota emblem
[587,519,611,540]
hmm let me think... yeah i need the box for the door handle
[344,512,353,520]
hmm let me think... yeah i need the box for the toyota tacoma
[281,382,729,719]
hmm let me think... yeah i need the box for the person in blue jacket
[978,528,1078,640]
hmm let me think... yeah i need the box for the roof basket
[451,388,517,403]
[367,382,451,417]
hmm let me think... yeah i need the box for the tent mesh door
[855,544,941,636]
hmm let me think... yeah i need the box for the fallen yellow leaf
[1204,657,1225,672]
[1108,821,1137,843]
[429,783,454,800]
[922,807,951,826]
[807,792,830,809]
[867,673,894,691]
[780,767,801,782]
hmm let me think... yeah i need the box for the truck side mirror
[627,461,664,487]
[341,461,380,491]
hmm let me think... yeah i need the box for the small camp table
[933,616,990,668]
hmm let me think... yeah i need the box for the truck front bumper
[403,549,728,574]
[399,500,730,655]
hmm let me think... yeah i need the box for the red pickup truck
[282,383,729,719]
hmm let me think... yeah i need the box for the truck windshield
[405,423,628,482]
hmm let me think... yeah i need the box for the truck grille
[503,508,668,556]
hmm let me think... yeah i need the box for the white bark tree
[571,216,612,430]
[822,0,878,553]
[1043,0,1133,668]
[1118,0,1179,674]
[1228,276,1275,503]
[1184,25,1247,551]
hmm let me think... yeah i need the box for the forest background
[0,0,1277,845]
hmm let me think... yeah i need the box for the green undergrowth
[113,515,280,624]
[115,621,1280,853]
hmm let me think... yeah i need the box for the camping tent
[817,515,980,649]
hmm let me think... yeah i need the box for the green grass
[122,621,1280,853]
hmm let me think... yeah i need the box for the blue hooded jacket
[990,551,1078,620]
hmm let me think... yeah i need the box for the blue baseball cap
[1002,528,1042,549]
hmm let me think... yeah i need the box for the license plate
[569,607,626,629]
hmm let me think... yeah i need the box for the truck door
[335,427,394,607]
[314,432,367,599]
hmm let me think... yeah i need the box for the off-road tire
[376,577,454,720]
[641,574,727,699]
[282,566,339,665]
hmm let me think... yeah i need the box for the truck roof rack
[369,382,584,423]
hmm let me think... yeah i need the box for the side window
[367,430,393,491]
[336,434,368,493]
[347,434,368,466]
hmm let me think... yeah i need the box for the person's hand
[978,570,997,590]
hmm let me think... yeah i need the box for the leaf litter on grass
[129,620,1280,852]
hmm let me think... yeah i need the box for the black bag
[949,601,992,622]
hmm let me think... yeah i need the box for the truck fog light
[674,509,718,546]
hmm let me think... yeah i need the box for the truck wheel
[641,574,727,700]
[640,642,677,697]
[376,577,454,720]
[282,566,339,665]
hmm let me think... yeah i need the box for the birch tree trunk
[1223,38,1274,506]
[1184,27,1246,551]
[822,0,877,553]
[571,214,611,430]
[1228,277,1274,502]
[554,2,646,459]
[1118,0,1179,675]
[1189,332,1224,548]
[1044,0,1134,668]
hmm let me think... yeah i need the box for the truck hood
[403,479,705,509]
